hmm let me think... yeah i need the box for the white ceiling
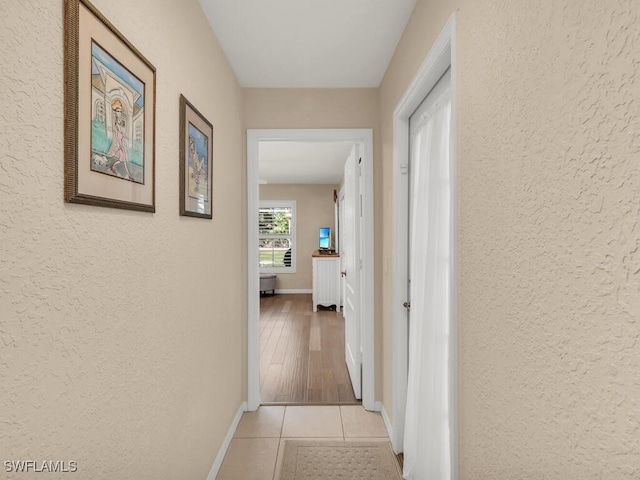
[197,0,416,88]
[259,142,354,184]
[199,1,413,182]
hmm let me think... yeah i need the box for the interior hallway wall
[260,184,338,291]
[0,1,246,479]
[243,88,383,399]
[379,0,640,478]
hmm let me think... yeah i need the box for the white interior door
[403,68,454,479]
[343,145,361,399]
[338,187,346,308]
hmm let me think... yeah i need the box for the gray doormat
[279,440,402,480]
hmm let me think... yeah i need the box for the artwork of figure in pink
[107,99,134,181]
[90,41,144,183]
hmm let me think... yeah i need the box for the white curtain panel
[403,74,452,480]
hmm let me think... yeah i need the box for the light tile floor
[216,405,391,480]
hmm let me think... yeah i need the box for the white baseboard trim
[274,289,312,294]
[207,402,247,480]
[380,403,398,453]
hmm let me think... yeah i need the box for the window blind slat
[258,207,292,235]
[259,203,295,270]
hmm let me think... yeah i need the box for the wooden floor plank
[308,351,323,392]
[270,316,292,365]
[261,364,282,400]
[259,294,359,405]
[322,368,340,403]
[309,316,321,352]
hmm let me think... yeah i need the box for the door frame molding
[391,14,457,473]
[247,128,375,411]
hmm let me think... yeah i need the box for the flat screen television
[319,227,331,250]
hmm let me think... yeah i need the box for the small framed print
[179,95,213,219]
[64,0,156,212]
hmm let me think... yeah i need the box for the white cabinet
[312,252,341,312]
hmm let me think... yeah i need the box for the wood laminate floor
[259,294,359,405]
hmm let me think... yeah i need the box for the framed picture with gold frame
[179,95,213,219]
[64,0,156,212]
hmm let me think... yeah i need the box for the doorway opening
[247,129,375,412]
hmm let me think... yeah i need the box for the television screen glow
[319,227,331,249]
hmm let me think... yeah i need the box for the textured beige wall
[243,88,379,130]
[0,1,245,479]
[380,0,640,478]
[244,88,383,397]
[260,184,338,290]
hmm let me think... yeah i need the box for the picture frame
[64,0,156,212]
[179,95,213,219]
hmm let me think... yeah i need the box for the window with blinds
[259,201,296,272]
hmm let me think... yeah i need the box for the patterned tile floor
[216,405,391,480]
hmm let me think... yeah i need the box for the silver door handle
[403,301,411,311]
[341,270,347,277]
